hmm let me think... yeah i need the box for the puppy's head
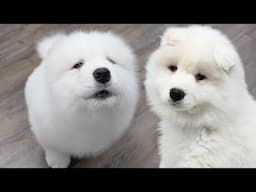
[145,25,245,116]
[37,31,136,110]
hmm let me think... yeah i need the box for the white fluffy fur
[145,25,256,168]
[25,31,139,168]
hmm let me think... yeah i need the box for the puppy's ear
[160,27,187,46]
[214,43,240,73]
[36,33,66,59]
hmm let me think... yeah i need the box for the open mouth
[92,90,112,100]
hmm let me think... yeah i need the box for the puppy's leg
[159,161,168,168]
[159,157,201,168]
[175,158,206,168]
[45,149,70,168]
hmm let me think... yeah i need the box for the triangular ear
[214,43,240,73]
[160,27,187,46]
[36,33,66,59]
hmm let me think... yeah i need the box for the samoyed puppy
[145,25,256,168]
[25,31,139,168]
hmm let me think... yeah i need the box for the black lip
[169,99,182,107]
[93,90,112,99]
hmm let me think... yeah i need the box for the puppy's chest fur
[159,119,249,168]
[43,107,126,156]
[159,121,210,166]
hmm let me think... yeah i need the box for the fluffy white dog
[25,31,139,168]
[145,25,256,168]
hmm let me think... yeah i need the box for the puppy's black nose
[170,88,185,102]
[93,68,111,84]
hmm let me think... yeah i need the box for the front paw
[45,150,70,168]
[159,160,200,168]
[175,160,204,168]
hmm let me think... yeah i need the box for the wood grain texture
[0,24,255,168]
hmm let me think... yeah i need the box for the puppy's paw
[45,150,70,168]
[159,160,171,168]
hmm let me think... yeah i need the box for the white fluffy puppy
[25,31,139,168]
[145,25,256,168]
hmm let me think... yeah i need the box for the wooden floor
[0,24,256,168]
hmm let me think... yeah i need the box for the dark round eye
[168,65,178,72]
[72,61,83,69]
[195,73,207,81]
[106,57,116,64]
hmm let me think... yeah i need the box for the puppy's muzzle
[170,88,185,102]
[93,68,111,84]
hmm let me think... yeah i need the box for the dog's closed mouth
[169,100,181,106]
[93,90,112,99]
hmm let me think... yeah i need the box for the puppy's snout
[93,68,111,84]
[170,88,185,102]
